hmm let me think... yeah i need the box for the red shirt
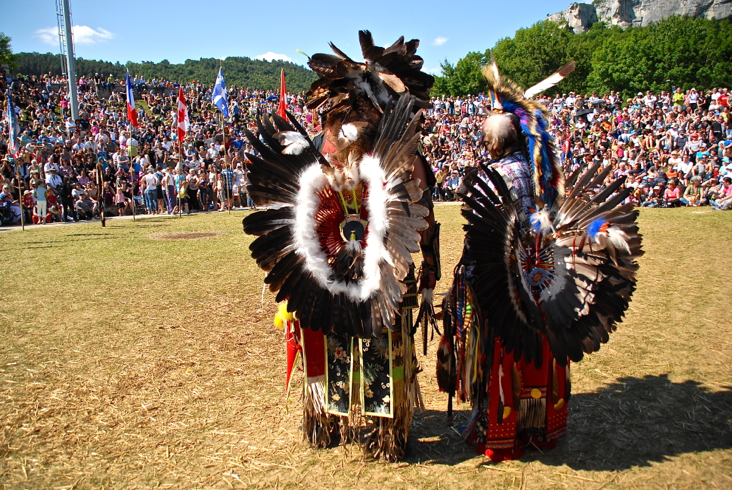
[47,193,58,207]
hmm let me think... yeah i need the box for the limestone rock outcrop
[547,0,732,33]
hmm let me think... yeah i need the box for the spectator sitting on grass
[712,176,732,210]
[74,193,95,220]
[642,185,665,207]
[683,176,706,206]
[664,179,684,207]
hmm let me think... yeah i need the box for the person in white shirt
[45,168,62,189]
[565,92,577,109]
[142,168,159,214]
[65,118,76,136]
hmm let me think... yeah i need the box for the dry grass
[0,206,730,489]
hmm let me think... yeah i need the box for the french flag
[126,69,138,128]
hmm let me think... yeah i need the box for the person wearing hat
[689,88,700,112]
[443,169,462,201]
[668,149,682,167]
[45,166,62,190]
[633,181,652,205]
[31,179,48,224]
[22,189,34,224]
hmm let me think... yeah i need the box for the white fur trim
[339,123,360,143]
[293,159,390,302]
[529,209,554,235]
[277,131,309,155]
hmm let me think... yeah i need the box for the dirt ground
[0,206,730,489]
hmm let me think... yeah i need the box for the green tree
[432,16,732,101]
[0,32,17,75]
[492,20,574,93]
[433,51,490,96]
[15,53,318,92]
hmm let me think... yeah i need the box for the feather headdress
[483,56,572,209]
[307,31,435,136]
[304,31,434,185]
[307,30,434,116]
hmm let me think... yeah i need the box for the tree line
[433,16,732,100]
[13,51,318,93]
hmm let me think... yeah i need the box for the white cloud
[35,26,115,46]
[432,36,448,46]
[255,52,293,63]
[424,67,443,75]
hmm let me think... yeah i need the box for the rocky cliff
[547,0,732,33]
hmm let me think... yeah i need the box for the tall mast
[59,0,79,121]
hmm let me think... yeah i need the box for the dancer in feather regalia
[437,59,643,461]
[243,31,440,461]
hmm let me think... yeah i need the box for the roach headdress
[483,57,569,209]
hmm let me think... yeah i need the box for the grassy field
[0,205,730,489]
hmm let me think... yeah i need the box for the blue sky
[3,0,572,74]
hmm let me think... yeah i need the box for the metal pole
[15,159,25,231]
[61,0,79,121]
[131,169,136,222]
[97,161,105,227]
[223,116,230,214]
[178,142,183,218]
[219,61,230,215]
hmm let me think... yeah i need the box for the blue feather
[588,218,607,240]
[530,214,541,233]
[499,103,559,208]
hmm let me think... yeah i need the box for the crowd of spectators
[2,72,732,227]
[0,72,320,224]
[422,89,732,209]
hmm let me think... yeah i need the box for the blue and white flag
[212,68,229,118]
[6,89,20,156]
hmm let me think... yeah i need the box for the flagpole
[176,84,188,218]
[6,88,23,230]
[223,110,230,215]
[15,156,24,231]
[126,69,137,223]
[131,154,136,222]
[178,140,182,218]
[221,61,230,215]
[97,160,105,227]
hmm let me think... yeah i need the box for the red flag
[177,86,189,143]
[277,69,287,119]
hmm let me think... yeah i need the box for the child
[215,173,226,211]
[115,186,127,216]
[33,180,48,224]
[178,179,189,215]
[22,190,34,224]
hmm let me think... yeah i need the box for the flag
[212,68,229,118]
[177,86,189,143]
[6,89,20,156]
[126,69,138,128]
[277,69,287,119]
